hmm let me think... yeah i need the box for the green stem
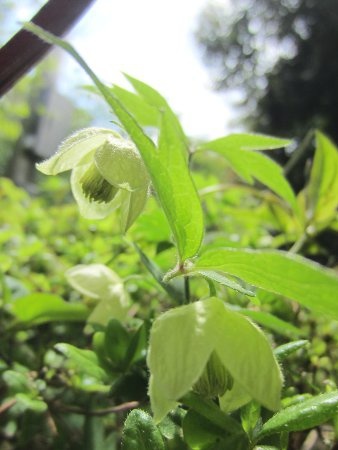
[206,278,217,297]
[284,129,314,176]
[184,276,190,304]
[289,232,308,254]
[180,392,244,435]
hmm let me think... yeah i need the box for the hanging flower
[36,128,150,231]
[147,297,283,423]
[66,263,130,326]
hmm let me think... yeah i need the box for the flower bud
[193,351,233,399]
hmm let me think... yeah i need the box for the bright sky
[64,0,235,139]
[16,0,235,140]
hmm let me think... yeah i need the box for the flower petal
[119,187,149,232]
[219,380,252,413]
[214,303,283,412]
[66,264,122,299]
[37,128,120,175]
[147,299,222,423]
[94,137,150,191]
[87,288,130,326]
[71,163,122,219]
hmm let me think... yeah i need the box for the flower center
[80,163,119,204]
[193,351,233,399]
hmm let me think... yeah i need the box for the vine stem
[51,400,139,416]
[0,399,16,415]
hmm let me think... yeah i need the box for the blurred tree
[195,0,338,142]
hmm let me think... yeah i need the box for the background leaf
[305,131,338,227]
[198,134,290,152]
[232,308,305,338]
[197,134,297,210]
[55,343,109,384]
[11,293,88,325]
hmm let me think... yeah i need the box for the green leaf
[258,391,338,437]
[121,409,165,450]
[15,393,47,413]
[104,319,131,370]
[124,321,149,367]
[111,85,159,127]
[305,131,338,227]
[195,248,338,319]
[197,134,296,210]
[134,243,185,304]
[188,269,255,296]
[11,293,88,325]
[55,343,109,383]
[181,391,244,435]
[234,308,305,338]
[147,298,282,422]
[154,109,204,260]
[240,401,261,437]
[274,340,309,360]
[2,370,30,394]
[198,134,291,153]
[182,410,226,449]
[124,73,188,155]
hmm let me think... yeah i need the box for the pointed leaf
[182,409,227,449]
[258,391,338,437]
[156,110,204,260]
[234,308,305,338]
[124,73,188,155]
[195,248,338,319]
[134,244,185,304]
[306,131,338,226]
[122,409,165,450]
[199,134,290,153]
[55,343,109,383]
[112,85,159,127]
[104,319,131,370]
[188,269,255,296]
[125,321,149,367]
[274,340,309,360]
[198,140,296,209]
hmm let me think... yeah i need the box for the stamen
[80,163,118,203]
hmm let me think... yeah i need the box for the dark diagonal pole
[0,0,96,97]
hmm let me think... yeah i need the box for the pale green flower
[66,264,130,326]
[36,127,150,231]
[147,297,283,423]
